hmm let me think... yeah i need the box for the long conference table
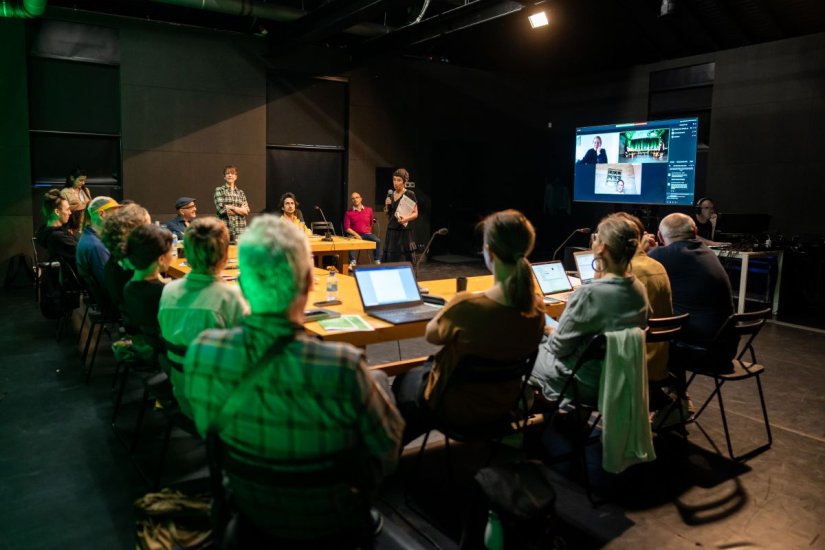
[307,235,376,275]
[168,245,564,348]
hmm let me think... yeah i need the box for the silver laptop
[573,250,596,284]
[530,261,575,304]
[353,262,442,324]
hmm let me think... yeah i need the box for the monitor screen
[574,251,596,283]
[354,263,421,307]
[530,261,573,295]
[573,117,698,206]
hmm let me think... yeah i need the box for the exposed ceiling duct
[150,0,392,37]
[0,0,47,18]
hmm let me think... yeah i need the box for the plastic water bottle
[171,234,179,258]
[483,510,504,550]
[326,267,338,302]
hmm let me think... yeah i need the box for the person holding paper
[382,168,418,263]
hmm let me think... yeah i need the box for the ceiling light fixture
[528,11,549,29]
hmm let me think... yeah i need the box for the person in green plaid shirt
[183,214,403,542]
[213,164,249,241]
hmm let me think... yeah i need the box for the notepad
[319,315,374,332]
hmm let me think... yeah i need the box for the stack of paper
[319,315,375,332]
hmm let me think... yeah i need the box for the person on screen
[213,165,249,242]
[578,136,608,164]
[382,168,418,262]
[391,209,545,444]
[616,179,625,194]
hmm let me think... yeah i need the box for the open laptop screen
[574,251,596,283]
[530,261,573,295]
[353,263,421,307]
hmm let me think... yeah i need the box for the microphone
[313,205,333,242]
[552,227,591,261]
[415,227,449,294]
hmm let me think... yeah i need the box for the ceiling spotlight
[660,0,676,17]
[528,11,549,29]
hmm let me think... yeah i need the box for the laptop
[573,250,596,284]
[353,262,443,324]
[530,261,575,304]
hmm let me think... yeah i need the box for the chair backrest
[206,431,373,543]
[718,307,771,363]
[647,313,690,343]
[558,334,607,403]
[439,351,539,432]
[310,221,335,235]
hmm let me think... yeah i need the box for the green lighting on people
[0,0,47,18]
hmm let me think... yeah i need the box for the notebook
[530,261,575,303]
[573,250,596,284]
[353,262,442,324]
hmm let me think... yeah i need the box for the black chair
[310,221,335,236]
[78,272,121,382]
[684,308,772,461]
[647,313,690,430]
[207,431,375,548]
[413,351,539,484]
[31,236,59,302]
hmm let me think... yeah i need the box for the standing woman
[214,164,249,242]
[382,168,418,263]
[60,168,91,232]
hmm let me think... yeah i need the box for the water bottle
[326,267,338,302]
[483,510,504,550]
[171,234,179,258]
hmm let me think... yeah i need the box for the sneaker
[650,399,692,431]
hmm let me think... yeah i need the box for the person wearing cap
[76,196,120,287]
[165,197,197,239]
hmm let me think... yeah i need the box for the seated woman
[122,224,173,360]
[101,203,152,320]
[530,214,650,405]
[158,217,248,417]
[36,189,78,271]
[392,209,545,444]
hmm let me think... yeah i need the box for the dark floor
[2,261,824,549]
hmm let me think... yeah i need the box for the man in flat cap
[166,197,197,239]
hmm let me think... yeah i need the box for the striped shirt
[183,313,403,538]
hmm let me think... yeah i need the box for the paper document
[319,315,375,332]
[395,194,416,225]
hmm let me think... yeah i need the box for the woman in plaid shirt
[213,164,249,241]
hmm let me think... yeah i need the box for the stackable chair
[646,313,691,430]
[31,236,59,302]
[207,432,375,548]
[684,307,772,461]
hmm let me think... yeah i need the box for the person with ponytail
[392,209,545,444]
[36,189,78,270]
[530,213,650,405]
[60,168,92,231]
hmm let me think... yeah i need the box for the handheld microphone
[552,227,591,261]
[415,227,449,293]
[313,205,334,242]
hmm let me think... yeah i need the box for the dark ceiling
[48,0,825,76]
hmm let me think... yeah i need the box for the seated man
[76,196,120,288]
[648,213,737,370]
[694,197,722,245]
[278,192,312,236]
[158,217,248,417]
[165,196,197,239]
[183,214,403,543]
[343,191,381,266]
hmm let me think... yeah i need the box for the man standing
[343,191,381,267]
[165,197,197,239]
[648,213,737,367]
[76,196,120,286]
[183,215,403,543]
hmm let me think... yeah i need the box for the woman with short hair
[382,168,418,263]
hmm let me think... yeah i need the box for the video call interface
[573,117,699,206]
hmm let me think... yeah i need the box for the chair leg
[85,323,105,384]
[131,388,151,453]
[713,379,737,460]
[111,361,132,423]
[81,321,97,363]
[755,375,772,447]
[78,304,89,342]
[153,421,174,489]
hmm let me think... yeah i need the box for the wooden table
[168,256,563,347]
[308,236,376,275]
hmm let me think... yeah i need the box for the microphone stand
[314,206,334,242]
[552,228,591,261]
[415,228,448,294]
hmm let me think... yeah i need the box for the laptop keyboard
[371,304,441,324]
